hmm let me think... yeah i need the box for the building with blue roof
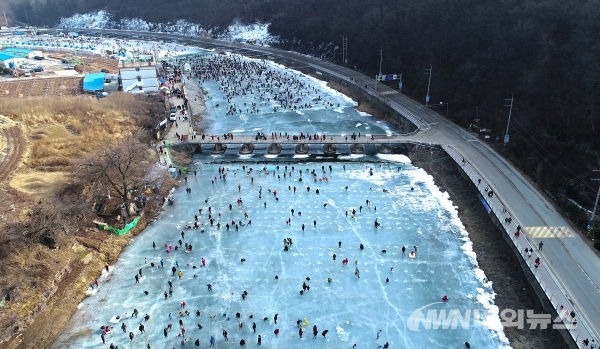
[83,72,106,92]
[2,47,43,59]
[0,52,27,68]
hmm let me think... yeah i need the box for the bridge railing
[443,144,592,348]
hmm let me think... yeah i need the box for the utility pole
[342,37,348,64]
[590,170,600,231]
[375,49,383,92]
[377,48,383,77]
[425,64,432,105]
[504,93,514,144]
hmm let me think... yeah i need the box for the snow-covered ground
[57,10,278,46]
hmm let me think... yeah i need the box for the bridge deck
[182,134,417,145]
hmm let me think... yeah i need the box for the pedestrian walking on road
[539,241,544,251]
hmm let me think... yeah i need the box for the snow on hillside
[217,20,277,46]
[57,10,277,45]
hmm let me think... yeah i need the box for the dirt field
[0,77,83,99]
[45,52,119,74]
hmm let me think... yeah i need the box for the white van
[169,112,177,121]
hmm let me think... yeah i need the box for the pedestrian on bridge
[538,241,544,251]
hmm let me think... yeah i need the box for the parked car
[61,58,72,64]
[30,66,44,72]
[170,106,177,113]
[33,56,45,60]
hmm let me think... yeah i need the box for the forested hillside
[7,0,600,224]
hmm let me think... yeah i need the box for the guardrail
[443,144,592,348]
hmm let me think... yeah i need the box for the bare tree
[77,133,165,206]
[23,200,74,248]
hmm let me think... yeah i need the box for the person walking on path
[222,330,228,341]
[539,241,544,251]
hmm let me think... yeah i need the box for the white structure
[119,66,159,93]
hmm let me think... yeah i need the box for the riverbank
[409,147,567,349]
[2,179,176,349]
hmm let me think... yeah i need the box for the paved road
[68,28,599,346]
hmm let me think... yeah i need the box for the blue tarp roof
[3,48,34,54]
[83,72,105,92]
[0,53,17,61]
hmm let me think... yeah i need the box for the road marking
[525,226,575,238]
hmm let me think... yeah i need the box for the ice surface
[53,162,510,349]
[185,53,397,136]
[50,47,509,349]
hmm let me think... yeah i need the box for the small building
[119,66,159,93]
[83,72,106,92]
[2,47,42,59]
[0,52,27,68]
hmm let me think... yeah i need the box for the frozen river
[52,49,510,349]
